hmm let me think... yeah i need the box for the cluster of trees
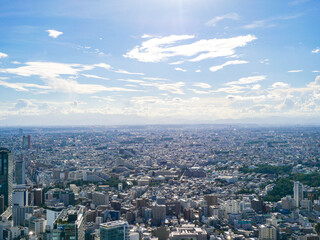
[265,172,320,202]
[239,164,292,175]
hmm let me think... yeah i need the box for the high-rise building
[152,205,166,226]
[12,188,28,207]
[0,148,13,210]
[100,220,129,240]
[294,181,303,207]
[22,135,31,149]
[15,158,25,185]
[12,205,33,226]
[52,206,85,240]
[259,225,278,240]
[33,188,43,206]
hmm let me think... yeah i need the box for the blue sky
[0,0,319,125]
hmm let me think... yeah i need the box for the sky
[0,0,320,126]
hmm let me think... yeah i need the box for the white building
[293,181,303,207]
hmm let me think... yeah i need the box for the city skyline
[0,0,320,125]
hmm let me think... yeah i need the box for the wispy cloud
[113,69,144,75]
[205,13,239,27]
[174,67,187,72]
[242,13,303,29]
[0,80,51,92]
[209,60,248,72]
[226,75,266,85]
[193,83,211,89]
[140,82,185,94]
[124,34,257,63]
[288,70,303,73]
[0,52,8,58]
[46,29,63,38]
[82,74,109,80]
[0,61,139,94]
[312,47,320,54]
[143,77,168,81]
[169,61,184,65]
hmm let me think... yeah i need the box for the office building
[294,181,304,207]
[52,206,85,240]
[12,188,28,207]
[92,191,109,206]
[259,225,278,240]
[15,158,25,185]
[0,148,13,210]
[22,135,31,149]
[33,188,43,206]
[152,205,166,226]
[100,220,129,240]
[12,205,33,226]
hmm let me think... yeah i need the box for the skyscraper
[293,181,303,207]
[22,135,31,149]
[100,220,129,240]
[0,148,13,210]
[15,157,25,185]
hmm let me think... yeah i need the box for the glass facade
[0,148,13,210]
[100,221,129,240]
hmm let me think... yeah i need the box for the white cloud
[189,89,211,94]
[209,60,248,72]
[215,85,247,94]
[143,77,168,81]
[0,52,8,58]
[205,13,239,27]
[312,70,320,73]
[90,96,115,102]
[260,59,270,64]
[1,61,93,78]
[94,63,144,75]
[288,70,303,73]
[11,61,21,64]
[174,67,187,72]
[113,69,144,75]
[82,74,109,80]
[193,83,211,89]
[118,79,145,83]
[0,61,139,94]
[272,82,289,88]
[226,95,266,102]
[141,34,152,38]
[226,75,266,85]
[251,84,261,90]
[0,80,51,92]
[169,61,184,65]
[94,63,112,70]
[312,48,320,54]
[140,82,185,94]
[46,29,63,38]
[195,69,201,73]
[124,34,257,63]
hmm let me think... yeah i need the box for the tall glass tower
[0,148,13,211]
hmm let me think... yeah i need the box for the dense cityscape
[1,125,320,239]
